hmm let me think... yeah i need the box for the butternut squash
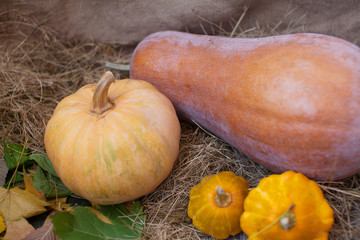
[130,31,360,180]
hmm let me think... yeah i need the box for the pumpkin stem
[215,186,232,207]
[91,71,116,115]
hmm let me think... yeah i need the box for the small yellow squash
[240,171,334,240]
[188,171,249,239]
[44,72,181,205]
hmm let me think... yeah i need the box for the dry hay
[0,9,359,240]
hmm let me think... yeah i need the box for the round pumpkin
[240,171,334,240]
[188,171,249,239]
[44,71,181,205]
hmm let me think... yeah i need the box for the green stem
[105,61,130,71]
[6,138,28,191]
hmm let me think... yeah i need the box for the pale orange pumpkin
[44,71,181,205]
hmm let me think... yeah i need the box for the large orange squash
[44,72,181,204]
[130,31,360,180]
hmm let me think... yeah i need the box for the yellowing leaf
[0,186,49,222]
[87,207,113,225]
[3,217,35,240]
[23,166,44,199]
[0,210,6,233]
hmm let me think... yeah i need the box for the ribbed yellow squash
[240,171,334,240]
[44,72,181,205]
[188,171,249,239]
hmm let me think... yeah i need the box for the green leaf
[99,202,146,234]
[30,153,58,177]
[48,173,72,198]
[3,141,31,170]
[33,166,72,199]
[52,202,146,240]
[4,170,23,188]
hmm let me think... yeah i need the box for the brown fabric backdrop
[1,0,359,44]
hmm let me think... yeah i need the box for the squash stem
[248,203,295,239]
[215,186,232,207]
[91,71,115,115]
[279,204,296,231]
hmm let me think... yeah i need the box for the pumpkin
[187,171,249,239]
[130,31,360,180]
[240,171,334,240]
[44,71,181,205]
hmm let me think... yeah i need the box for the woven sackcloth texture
[1,0,359,44]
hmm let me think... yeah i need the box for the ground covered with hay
[0,13,359,240]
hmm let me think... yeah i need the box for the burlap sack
[1,0,359,45]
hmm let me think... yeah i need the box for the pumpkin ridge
[111,89,179,162]
[47,113,93,171]
[71,124,104,197]
[110,109,171,191]
[120,111,170,170]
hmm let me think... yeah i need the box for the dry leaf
[0,186,49,221]
[48,197,72,211]
[3,217,35,240]
[0,210,6,233]
[23,213,60,240]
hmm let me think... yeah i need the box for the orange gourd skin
[44,73,181,205]
[240,171,334,240]
[130,31,360,180]
[187,171,249,239]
